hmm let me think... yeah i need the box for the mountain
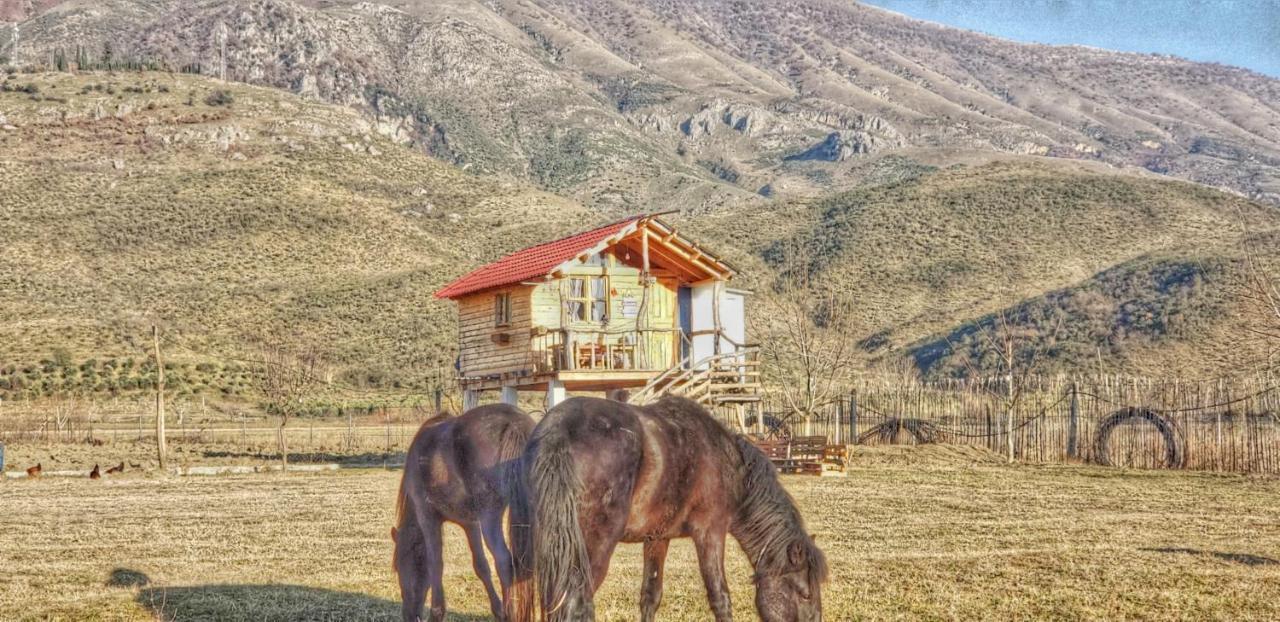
[2,71,1276,400]
[3,0,1280,211]
[3,1,1280,398]
[0,71,588,395]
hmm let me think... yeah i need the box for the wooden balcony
[530,328,687,374]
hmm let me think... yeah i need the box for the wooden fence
[0,396,432,458]
[731,375,1280,474]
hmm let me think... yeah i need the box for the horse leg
[420,514,446,622]
[465,522,505,621]
[639,538,670,622]
[481,510,514,597]
[693,529,733,622]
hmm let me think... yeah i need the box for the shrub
[205,90,234,106]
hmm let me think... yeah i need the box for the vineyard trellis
[725,375,1280,474]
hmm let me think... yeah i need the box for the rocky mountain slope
[0,71,587,394]
[3,0,1280,395]
[1,71,1276,397]
[4,0,1280,212]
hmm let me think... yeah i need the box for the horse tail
[392,455,423,574]
[530,430,594,621]
[500,420,535,622]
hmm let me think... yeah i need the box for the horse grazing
[513,396,826,622]
[393,404,534,622]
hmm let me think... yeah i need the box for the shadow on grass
[1140,547,1279,566]
[107,567,151,588]
[201,449,406,468]
[137,582,491,621]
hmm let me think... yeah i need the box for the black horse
[511,395,826,621]
[393,404,534,622]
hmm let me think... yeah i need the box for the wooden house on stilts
[434,214,760,413]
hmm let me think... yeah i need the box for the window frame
[566,275,609,323]
[494,292,512,328]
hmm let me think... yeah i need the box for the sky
[858,0,1280,78]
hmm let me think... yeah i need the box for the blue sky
[859,0,1280,77]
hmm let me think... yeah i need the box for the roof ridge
[433,215,648,299]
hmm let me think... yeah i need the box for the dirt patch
[1,438,402,476]
[847,443,1008,467]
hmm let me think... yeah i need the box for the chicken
[89,464,101,480]
[106,462,125,475]
[26,463,41,478]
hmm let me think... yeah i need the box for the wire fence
[5,375,1280,473]
[0,396,431,458]
[733,375,1280,474]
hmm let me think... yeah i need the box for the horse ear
[390,527,398,542]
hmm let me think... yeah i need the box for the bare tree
[757,242,860,431]
[951,310,1063,462]
[253,342,326,467]
[1240,242,1280,369]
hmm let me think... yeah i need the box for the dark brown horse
[393,404,534,622]
[512,396,827,622]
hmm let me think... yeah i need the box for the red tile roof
[434,217,643,299]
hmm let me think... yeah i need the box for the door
[645,279,678,369]
[677,285,692,365]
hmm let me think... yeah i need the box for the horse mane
[732,436,828,585]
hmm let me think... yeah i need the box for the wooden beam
[641,228,651,275]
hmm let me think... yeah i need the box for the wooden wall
[533,256,678,359]
[458,247,686,379]
[457,285,532,377]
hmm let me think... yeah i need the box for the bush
[205,90,234,106]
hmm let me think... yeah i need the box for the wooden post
[1067,382,1079,459]
[545,380,566,410]
[834,399,843,444]
[1005,343,1015,463]
[152,325,167,470]
[711,279,722,355]
[501,385,519,406]
[639,227,651,369]
[849,392,858,444]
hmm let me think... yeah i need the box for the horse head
[754,535,827,622]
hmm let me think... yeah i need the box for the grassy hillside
[2,71,1277,404]
[0,71,591,397]
[701,158,1280,377]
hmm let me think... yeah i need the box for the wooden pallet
[751,435,846,475]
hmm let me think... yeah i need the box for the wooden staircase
[631,346,762,407]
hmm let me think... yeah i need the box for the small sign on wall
[620,296,639,318]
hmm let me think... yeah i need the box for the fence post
[834,399,844,445]
[1067,382,1079,459]
[848,391,858,445]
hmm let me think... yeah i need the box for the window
[567,276,608,322]
[494,292,511,327]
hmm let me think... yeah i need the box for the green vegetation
[0,72,587,399]
[2,71,1278,405]
[707,159,1280,377]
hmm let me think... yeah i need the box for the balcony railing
[530,328,690,373]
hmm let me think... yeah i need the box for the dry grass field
[3,446,1278,621]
